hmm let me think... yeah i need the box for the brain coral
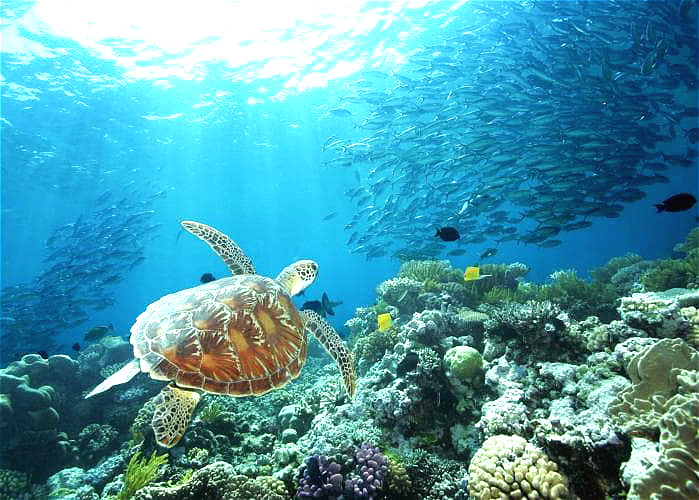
[468,434,570,500]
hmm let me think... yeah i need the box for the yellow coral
[680,306,699,348]
[468,435,569,500]
[386,455,412,496]
[253,476,287,497]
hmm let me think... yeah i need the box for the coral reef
[609,338,699,499]
[468,434,570,500]
[3,231,698,500]
[132,462,286,500]
[0,468,29,499]
[296,444,388,500]
[118,451,169,500]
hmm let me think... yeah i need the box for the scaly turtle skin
[86,221,356,447]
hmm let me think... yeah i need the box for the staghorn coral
[468,434,570,500]
[482,300,583,362]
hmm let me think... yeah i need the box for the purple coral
[296,444,388,500]
[297,454,344,499]
[344,444,388,500]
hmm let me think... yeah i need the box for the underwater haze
[1,1,698,499]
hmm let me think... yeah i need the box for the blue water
[1,0,697,360]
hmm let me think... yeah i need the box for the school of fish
[320,0,698,261]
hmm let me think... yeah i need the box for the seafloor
[1,228,697,500]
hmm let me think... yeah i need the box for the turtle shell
[130,275,307,396]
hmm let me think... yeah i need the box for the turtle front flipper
[151,385,201,448]
[181,220,256,276]
[302,310,356,398]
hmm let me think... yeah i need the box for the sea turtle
[85,220,356,447]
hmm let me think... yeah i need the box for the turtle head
[275,260,318,296]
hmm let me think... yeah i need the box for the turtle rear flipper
[151,385,200,448]
[302,310,356,398]
[181,220,256,275]
[85,359,140,399]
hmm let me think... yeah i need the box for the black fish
[36,350,49,359]
[436,226,460,241]
[301,292,343,318]
[480,248,498,259]
[654,193,697,212]
[72,342,81,352]
[84,323,114,341]
[200,273,216,283]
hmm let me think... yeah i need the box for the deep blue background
[1,0,697,355]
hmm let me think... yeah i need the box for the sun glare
[2,0,434,87]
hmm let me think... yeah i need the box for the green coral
[422,277,440,293]
[641,255,699,291]
[482,286,525,305]
[674,227,699,255]
[397,259,462,284]
[197,401,225,424]
[642,229,699,291]
[117,451,169,500]
[443,346,483,381]
[0,469,28,499]
[591,253,644,284]
[533,269,620,321]
[385,453,412,498]
[353,325,400,368]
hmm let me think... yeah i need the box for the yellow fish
[464,266,493,282]
[464,266,481,282]
[377,312,392,331]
